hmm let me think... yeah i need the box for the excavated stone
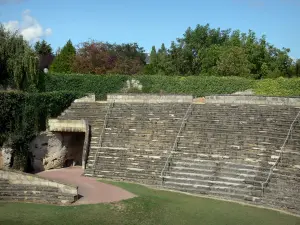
[1,144,13,169]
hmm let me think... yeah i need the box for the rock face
[0,151,3,169]
[0,145,13,169]
[30,131,84,172]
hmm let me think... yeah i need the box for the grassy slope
[0,181,299,225]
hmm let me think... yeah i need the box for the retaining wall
[0,169,78,204]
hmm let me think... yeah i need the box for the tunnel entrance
[62,132,85,167]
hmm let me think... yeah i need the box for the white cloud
[45,28,52,36]
[3,9,52,42]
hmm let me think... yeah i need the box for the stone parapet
[107,94,193,103]
[206,95,300,106]
[74,94,95,103]
[48,119,87,132]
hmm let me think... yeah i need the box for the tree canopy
[50,40,76,73]
[34,40,53,55]
[146,24,297,78]
[0,24,39,90]
[72,41,146,75]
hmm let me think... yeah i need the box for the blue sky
[1,0,299,58]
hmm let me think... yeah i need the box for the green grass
[0,181,299,225]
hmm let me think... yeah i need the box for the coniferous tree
[50,40,76,73]
[34,40,53,55]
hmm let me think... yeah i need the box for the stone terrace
[56,94,300,214]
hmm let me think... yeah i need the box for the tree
[0,24,39,90]
[150,46,158,65]
[153,24,294,78]
[157,43,168,74]
[34,40,53,55]
[216,46,251,77]
[50,40,76,73]
[72,41,145,75]
[200,45,223,75]
[296,59,300,77]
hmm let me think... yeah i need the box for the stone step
[166,170,267,182]
[163,182,263,200]
[163,176,262,188]
[0,185,60,192]
[172,153,277,166]
[0,195,75,204]
[172,158,267,170]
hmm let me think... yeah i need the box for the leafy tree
[0,24,39,90]
[150,46,158,65]
[157,43,168,74]
[260,62,269,78]
[143,46,158,74]
[200,45,223,75]
[34,40,53,55]
[148,24,294,78]
[296,59,300,77]
[216,46,251,77]
[50,40,76,73]
[72,41,145,75]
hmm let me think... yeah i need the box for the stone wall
[206,95,300,106]
[0,169,77,204]
[107,94,193,103]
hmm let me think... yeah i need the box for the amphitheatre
[1,92,300,223]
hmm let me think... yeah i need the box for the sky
[0,0,299,58]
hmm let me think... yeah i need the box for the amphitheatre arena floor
[37,167,135,204]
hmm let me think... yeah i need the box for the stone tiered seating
[162,104,300,212]
[56,96,300,214]
[58,101,110,168]
[0,178,76,204]
[84,103,191,184]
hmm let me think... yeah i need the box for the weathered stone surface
[30,131,85,172]
[56,96,300,215]
[0,145,13,169]
[0,151,3,169]
[107,94,193,103]
[44,132,67,170]
[0,170,78,204]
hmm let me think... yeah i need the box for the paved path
[37,167,135,205]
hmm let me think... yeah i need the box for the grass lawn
[0,181,299,225]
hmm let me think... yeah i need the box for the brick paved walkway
[37,167,135,205]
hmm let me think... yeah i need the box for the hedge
[45,73,300,99]
[45,73,128,100]
[254,77,300,96]
[0,91,81,171]
[45,73,255,99]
